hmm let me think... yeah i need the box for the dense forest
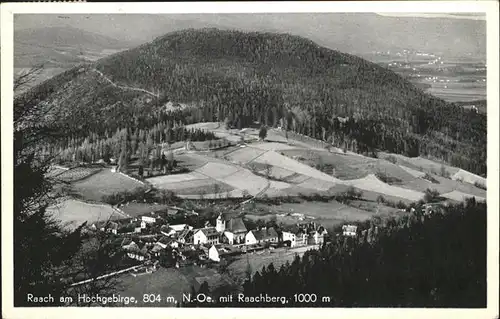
[43,122,218,171]
[186,198,486,308]
[15,28,486,175]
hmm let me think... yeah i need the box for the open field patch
[398,165,426,178]
[297,178,337,191]
[175,153,209,170]
[71,169,144,201]
[251,142,298,151]
[252,150,340,183]
[282,173,311,184]
[174,181,235,196]
[147,172,207,185]
[47,198,124,228]
[379,152,461,176]
[119,202,171,217]
[196,162,240,179]
[451,169,486,186]
[274,201,374,221]
[279,149,373,180]
[225,147,267,164]
[440,190,486,202]
[258,166,296,180]
[345,174,424,201]
[221,169,270,195]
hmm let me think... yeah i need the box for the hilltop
[16,28,486,176]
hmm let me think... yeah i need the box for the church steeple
[216,213,225,232]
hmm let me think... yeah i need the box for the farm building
[193,227,220,245]
[245,227,279,245]
[160,225,176,237]
[342,225,358,237]
[142,215,157,224]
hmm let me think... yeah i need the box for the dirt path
[91,69,159,98]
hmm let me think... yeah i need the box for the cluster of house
[89,209,329,265]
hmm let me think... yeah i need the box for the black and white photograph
[2,1,499,317]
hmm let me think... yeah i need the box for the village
[87,202,331,277]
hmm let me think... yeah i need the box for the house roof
[151,244,164,253]
[121,238,133,246]
[170,224,189,232]
[252,227,278,241]
[197,227,219,237]
[225,218,247,233]
[160,225,173,232]
[158,236,174,245]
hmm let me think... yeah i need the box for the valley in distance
[13,16,487,308]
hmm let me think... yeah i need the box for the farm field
[378,152,461,176]
[251,150,341,183]
[147,172,207,185]
[174,180,235,196]
[47,198,125,228]
[344,174,424,201]
[441,190,486,202]
[451,169,486,186]
[118,202,171,217]
[273,201,375,220]
[71,169,145,201]
[258,166,296,180]
[48,166,103,182]
[225,146,267,164]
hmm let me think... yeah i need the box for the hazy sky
[14,13,487,56]
[376,12,486,20]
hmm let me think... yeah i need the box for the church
[216,214,248,245]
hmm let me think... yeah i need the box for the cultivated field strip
[398,165,426,178]
[252,150,342,183]
[451,169,486,186]
[344,174,425,201]
[440,190,486,202]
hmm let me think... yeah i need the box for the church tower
[216,214,226,232]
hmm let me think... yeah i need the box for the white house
[160,225,176,237]
[245,228,279,245]
[282,231,296,247]
[342,225,357,237]
[208,245,220,262]
[223,231,235,245]
[193,227,220,245]
[142,216,156,224]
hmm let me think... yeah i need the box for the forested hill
[15,28,486,176]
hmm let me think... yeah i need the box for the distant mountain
[14,26,131,68]
[14,13,486,58]
[16,28,486,176]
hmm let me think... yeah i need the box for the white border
[1,2,499,319]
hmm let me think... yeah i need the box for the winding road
[91,69,160,98]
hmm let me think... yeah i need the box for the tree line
[186,198,486,308]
